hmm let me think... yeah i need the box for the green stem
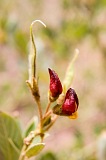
[18,130,41,160]
[18,145,27,160]
[36,100,43,131]
[19,20,48,160]
[26,80,43,132]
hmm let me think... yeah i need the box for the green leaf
[24,116,38,137]
[25,143,45,158]
[0,111,23,160]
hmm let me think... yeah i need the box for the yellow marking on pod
[68,111,78,119]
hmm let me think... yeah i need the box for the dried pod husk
[53,104,62,115]
[26,78,40,102]
[32,78,40,101]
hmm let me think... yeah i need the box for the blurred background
[0,0,106,159]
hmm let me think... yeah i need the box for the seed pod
[53,88,79,118]
[62,88,79,116]
[48,68,62,102]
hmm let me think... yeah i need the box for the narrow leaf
[24,116,38,137]
[63,49,79,92]
[29,20,46,86]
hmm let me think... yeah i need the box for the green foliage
[0,111,23,160]
[94,0,106,9]
[62,0,72,9]
[38,151,58,160]
[74,129,84,148]
[14,30,28,56]
[93,124,106,136]
[62,21,90,42]
[42,27,56,39]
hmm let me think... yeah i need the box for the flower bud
[48,68,62,102]
[53,88,79,118]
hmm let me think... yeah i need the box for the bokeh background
[0,0,106,160]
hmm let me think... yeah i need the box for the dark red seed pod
[48,68,62,101]
[61,88,79,116]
